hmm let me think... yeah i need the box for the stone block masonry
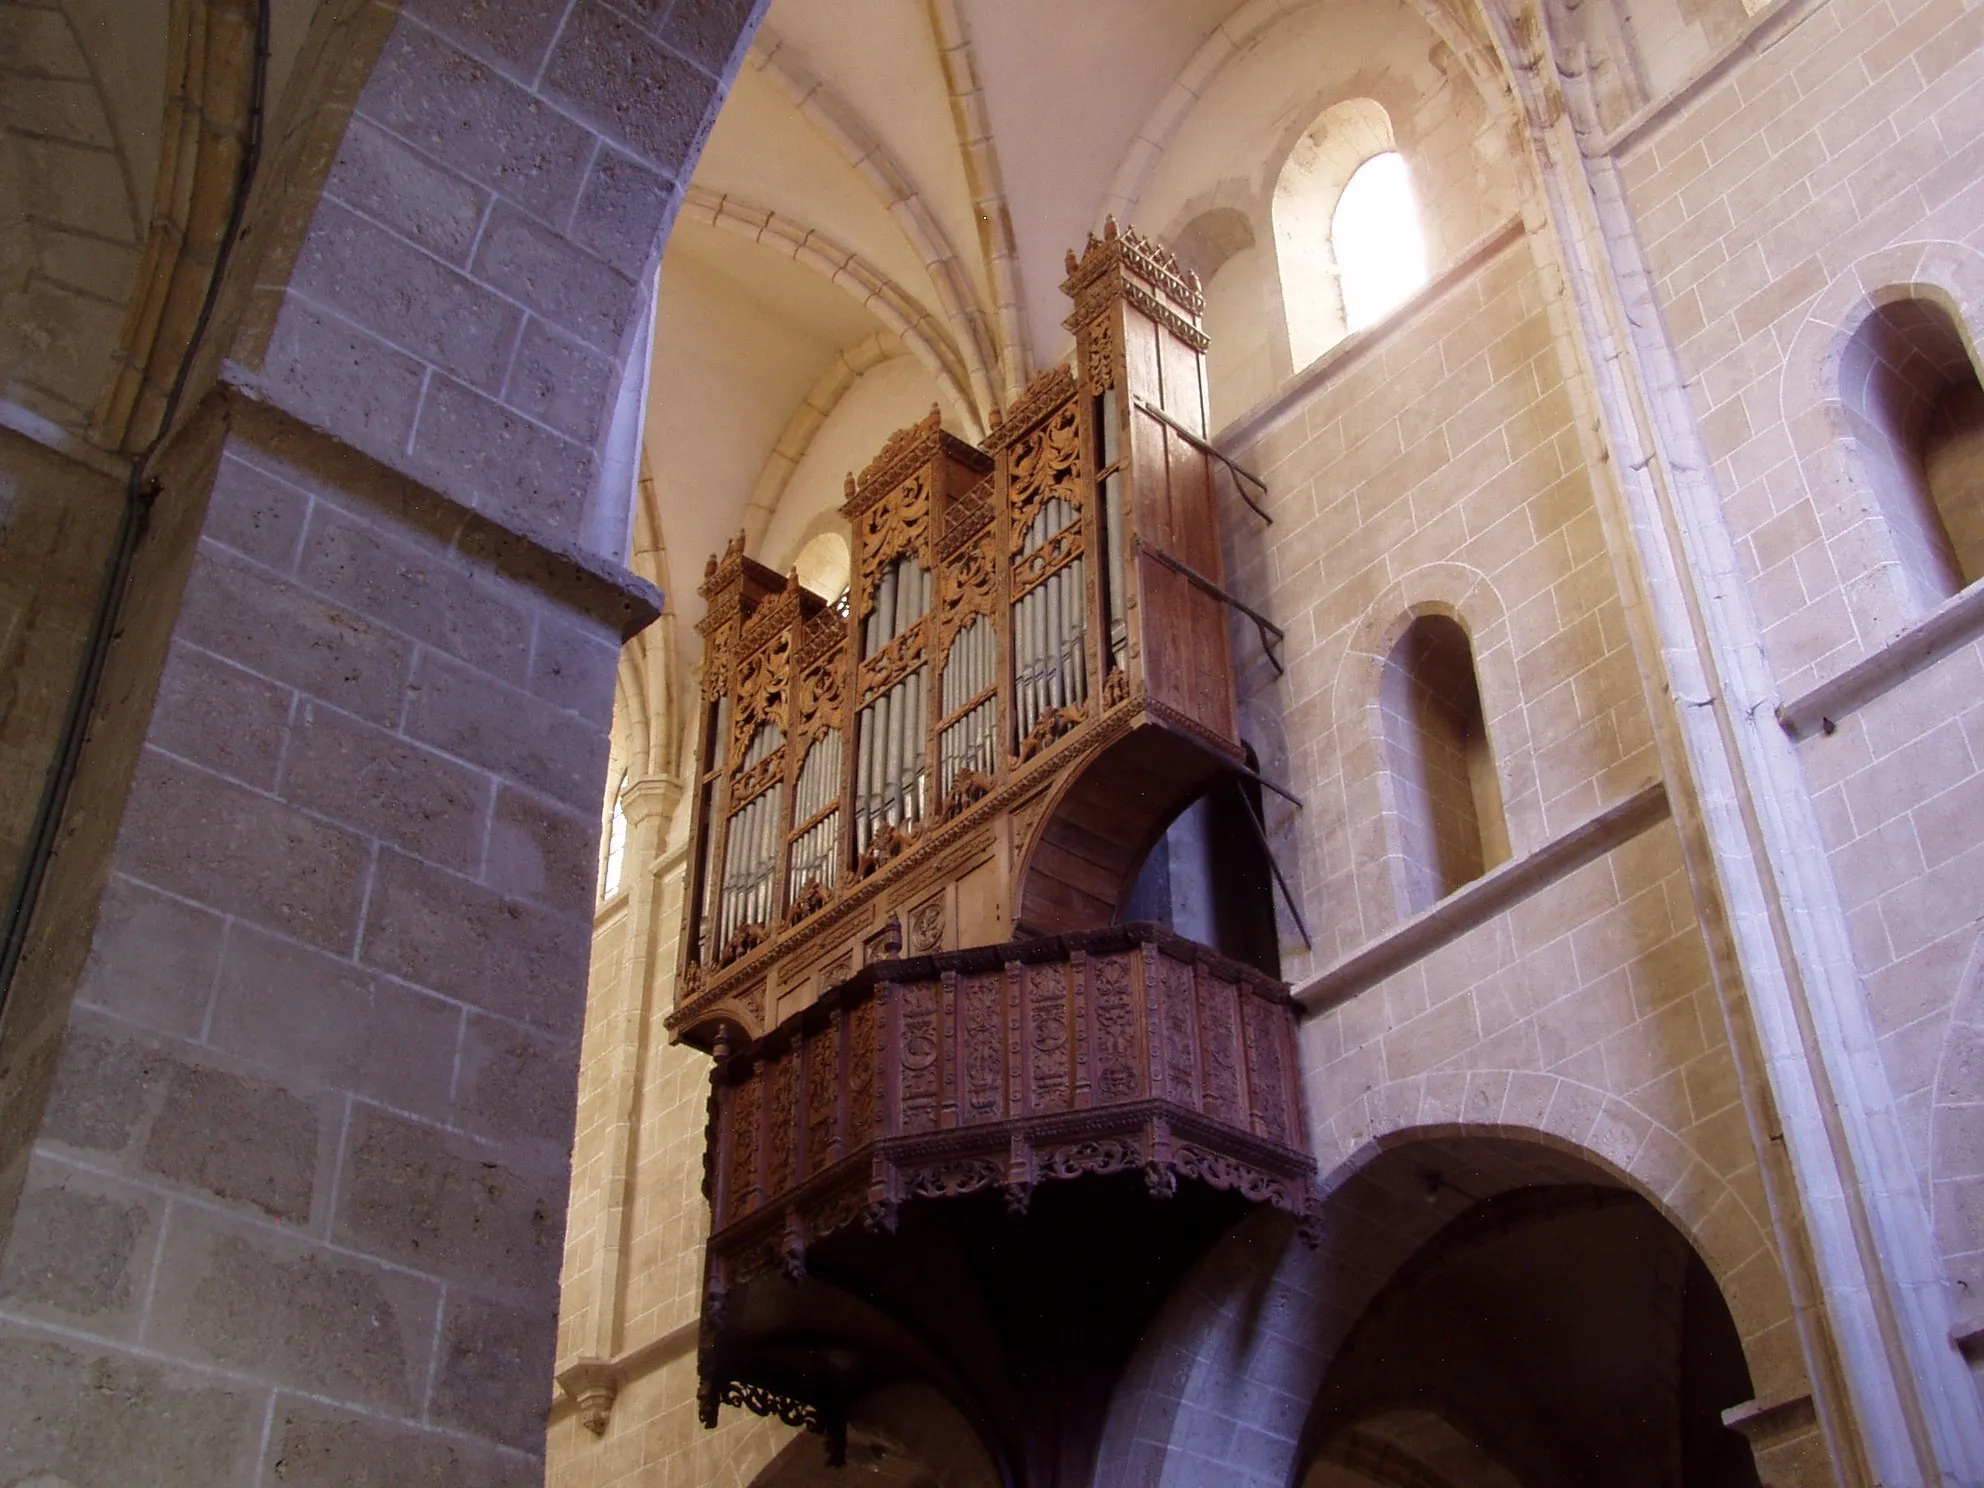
[0,396,656,1483]
[0,1,761,1480]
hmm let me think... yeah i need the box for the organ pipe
[1013,497,1085,750]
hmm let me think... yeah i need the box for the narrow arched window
[1381,616,1506,914]
[1839,296,1984,613]
[601,774,629,899]
[1333,152,1428,333]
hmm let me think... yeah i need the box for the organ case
[672,223,1250,1048]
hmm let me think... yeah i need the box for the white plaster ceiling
[645,0,1245,637]
[960,0,1237,357]
[639,0,1513,708]
[644,220,891,638]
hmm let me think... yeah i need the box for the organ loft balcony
[672,224,1318,1480]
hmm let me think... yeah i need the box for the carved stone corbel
[557,1358,620,1436]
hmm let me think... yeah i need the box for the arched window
[1333,152,1428,333]
[1272,101,1428,367]
[1380,616,1506,915]
[601,774,629,899]
[1171,207,1272,424]
[1839,295,1984,614]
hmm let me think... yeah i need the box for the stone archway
[1095,1128,1814,1488]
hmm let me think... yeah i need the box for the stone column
[0,1,762,1481]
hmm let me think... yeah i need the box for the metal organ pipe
[1014,499,1086,747]
[940,617,997,799]
[715,722,784,951]
[787,731,842,908]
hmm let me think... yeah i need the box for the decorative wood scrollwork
[794,659,843,744]
[1168,1144,1294,1207]
[905,1157,1002,1199]
[1007,401,1084,545]
[985,365,1076,452]
[1042,1138,1141,1180]
[938,535,996,647]
[858,467,931,577]
[730,634,790,762]
[908,898,946,955]
[1018,704,1084,762]
[941,768,993,821]
[715,1378,825,1434]
[1084,316,1117,390]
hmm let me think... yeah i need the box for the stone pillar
[558,770,682,1393]
[0,0,762,1480]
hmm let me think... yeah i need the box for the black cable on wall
[0,0,272,1021]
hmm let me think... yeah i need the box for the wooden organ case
[678,226,1320,1482]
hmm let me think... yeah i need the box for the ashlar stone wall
[0,2,765,1484]
[1614,0,1984,1339]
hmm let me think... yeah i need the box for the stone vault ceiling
[646,0,1482,671]
[4,0,1504,728]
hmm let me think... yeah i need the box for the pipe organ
[673,222,1262,1047]
[682,225,1321,1478]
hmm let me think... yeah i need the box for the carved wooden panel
[1026,962,1072,1114]
[728,1074,761,1217]
[899,980,940,1135]
[766,1058,797,1196]
[959,973,1003,1124]
[1090,952,1140,1103]
[1196,969,1242,1128]
[1241,988,1290,1145]
[848,998,877,1142]
[908,896,945,955]
[1159,953,1199,1109]
[804,1024,838,1176]
[704,925,1315,1289]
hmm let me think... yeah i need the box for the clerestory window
[1333,151,1428,334]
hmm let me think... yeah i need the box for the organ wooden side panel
[671,224,1248,1048]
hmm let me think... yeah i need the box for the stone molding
[1292,782,1670,1012]
[1217,217,1527,453]
[551,1319,701,1431]
[1777,578,1984,740]
[215,386,663,638]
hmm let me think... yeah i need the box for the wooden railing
[699,922,1317,1310]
